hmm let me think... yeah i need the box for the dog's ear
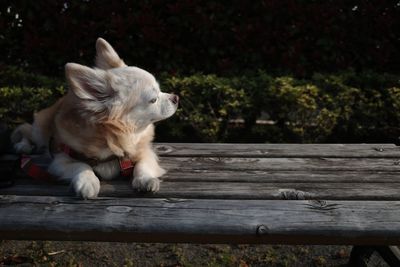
[95,38,126,69]
[65,63,113,102]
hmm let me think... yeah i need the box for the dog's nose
[170,94,179,105]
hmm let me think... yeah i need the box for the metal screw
[374,147,384,152]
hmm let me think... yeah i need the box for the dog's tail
[11,97,64,154]
[11,123,34,154]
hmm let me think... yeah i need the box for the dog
[11,38,179,199]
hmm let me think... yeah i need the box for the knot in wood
[309,200,327,208]
[256,225,269,236]
[374,147,385,152]
[279,189,311,200]
[106,206,132,213]
[306,200,339,211]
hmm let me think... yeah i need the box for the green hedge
[0,66,65,125]
[1,66,400,143]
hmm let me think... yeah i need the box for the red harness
[21,144,134,181]
[58,143,135,177]
[21,154,54,182]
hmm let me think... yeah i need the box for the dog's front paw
[73,173,101,199]
[132,176,160,192]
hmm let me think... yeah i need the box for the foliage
[0,1,399,77]
[0,66,65,125]
[0,86,65,125]
[1,66,400,143]
[162,74,249,142]
[267,76,338,142]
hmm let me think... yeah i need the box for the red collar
[21,144,135,182]
[21,153,134,182]
[60,143,134,177]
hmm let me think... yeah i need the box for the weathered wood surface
[161,157,400,171]
[1,143,400,244]
[1,195,400,245]
[1,179,400,200]
[154,143,400,158]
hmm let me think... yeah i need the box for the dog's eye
[149,97,157,104]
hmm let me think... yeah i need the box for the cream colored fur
[11,38,178,199]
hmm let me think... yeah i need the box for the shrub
[311,71,400,142]
[0,66,65,125]
[1,66,400,143]
[161,74,250,142]
[0,86,65,125]
[266,76,338,142]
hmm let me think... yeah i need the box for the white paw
[73,173,100,199]
[14,141,34,154]
[132,177,160,192]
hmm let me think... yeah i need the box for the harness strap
[20,155,54,182]
[59,143,135,177]
[119,159,135,177]
[20,143,135,180]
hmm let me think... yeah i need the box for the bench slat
[155,143,399,158]
[4,155,400,172]
[2,180,400,200]
[161,157,400,171]
[0,195,399,245]
[162,170,400,183]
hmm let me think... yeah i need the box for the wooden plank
[0,195,399,245]
[2,180,400,200]
[3,145,400,172]
[2,144,399,159]
[7,169,400,183]
[106,181,400,200]
[5,169,400,184]
[162,170,400,183]
[154,143,400,158]
[161,157,400,171]
[3,156,400,183]
[10,155,400,172]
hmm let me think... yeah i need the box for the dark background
[1,0,400,143]
[1,0,399,76]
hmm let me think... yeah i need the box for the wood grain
[154,143,400,158]
[160,157,400,171]
[1,180,400,200]
[0,195,399,245]
[162,170,400,183]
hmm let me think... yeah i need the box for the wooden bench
[1,143,400,266]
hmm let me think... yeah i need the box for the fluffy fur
[11,38,179,199]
